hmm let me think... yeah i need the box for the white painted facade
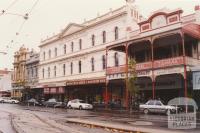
[38,4,140,85]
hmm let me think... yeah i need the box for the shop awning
[182,23,200,39]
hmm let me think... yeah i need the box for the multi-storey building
[106,5,200,106]
[25,50,42,100]
[0,68,12,91]
[12,46,29,100]
[38,1,200,107]
[39,1,140,103]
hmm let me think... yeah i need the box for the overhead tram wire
[0,0,19,16]
[16,0,40,34]
[6,0,40,49]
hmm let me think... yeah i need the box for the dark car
[27,98,42,106]
[43,98,63,107]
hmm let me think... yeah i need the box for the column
[125,43,129,109]
[105,49,108,107]
[151,39,155,99]
[182,33,188,97]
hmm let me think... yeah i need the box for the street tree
[127,57,139,111]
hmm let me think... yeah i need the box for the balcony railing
[106,56,200,75]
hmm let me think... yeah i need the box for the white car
[0,97,19,104]
[139,100,178,115]
[67,99,93,110]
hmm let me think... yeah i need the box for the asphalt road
[0,103,200,133]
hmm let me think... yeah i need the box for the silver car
[139,100,178,115]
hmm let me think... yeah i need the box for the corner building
[38,3,140,104]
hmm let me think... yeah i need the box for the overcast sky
[0,0,199,69]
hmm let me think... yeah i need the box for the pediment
[60,23,85,37]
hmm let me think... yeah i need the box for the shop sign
[44,87,65,94]
[193,71,200,90]
[137,70,152,77]
[154,67,184,76]
[136,62,152,70]
[58,87,65,93]
[106,66,126,75]
[44,88,49,94]
[106,73,125,80]
[66,78,106,86]
[154,57,184,68]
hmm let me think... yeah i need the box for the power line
[0,0,19,16]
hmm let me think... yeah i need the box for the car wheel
[79,106,83,110]
[68,105,72,109]
[144,109,149,114]
[12,101,15,104]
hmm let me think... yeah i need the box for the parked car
[27,98,42,106]
[139,100,178,115]
[67,99,93,110]
[42,98,62,107]
[0,97,19,104]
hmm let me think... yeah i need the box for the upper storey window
[78,60,82,73]
[71,42,74,52]
[43,52,45,60]
[92,34,95,46]
[102,31,106,44]
[79,39,82,50]
[55,47,57,57]
[48,49,51,59]
[64,44,66,54]
[91,57,95,71]
[114,26,119,40]
[102,55,106,70]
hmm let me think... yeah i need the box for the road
[0,103,200,133]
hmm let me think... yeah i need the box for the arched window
[79,60,82,73]
[79,39,82,50]
[114,26,119,40]
[63,64,66,76]
[48,67,50,78]
[48,49,51,59]
[43,52,45,60]
[114,52,119,67]
[70,62,73,74]
[92,34,95,46]
[55,47,57,57]
[64,44,66,54]
[71,42,74,52]
[91,57,95,71]
[42,68,45,78]
[102,31,106,43]
[102,55,106,70]
[54,66,56,77]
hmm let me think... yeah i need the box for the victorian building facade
[12,46,29,100]
[106,6,200,106]
[38,2,200,107]
[38,1,140,103]
[24,50,41,101]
